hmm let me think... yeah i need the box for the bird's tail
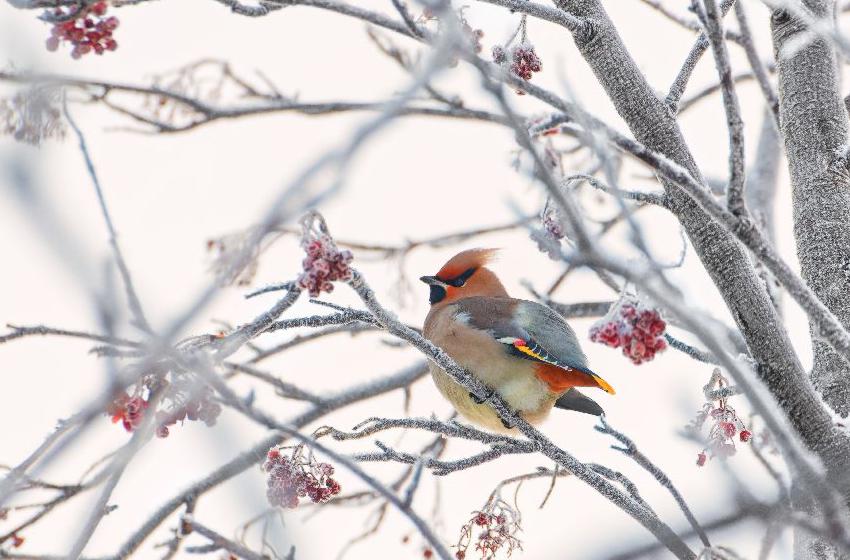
[554,389,604,416]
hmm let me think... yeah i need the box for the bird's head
[420,248,508,306]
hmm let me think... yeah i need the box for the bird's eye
[446,267,476,288]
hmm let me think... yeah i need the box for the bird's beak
[419,275,447,287]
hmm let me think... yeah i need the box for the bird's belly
[428,361,554,432]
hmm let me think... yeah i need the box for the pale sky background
[0,0,828,558]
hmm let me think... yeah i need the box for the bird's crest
[436,248,499,281]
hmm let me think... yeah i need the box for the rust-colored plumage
[421,249,613,431]
[435,248,498,280]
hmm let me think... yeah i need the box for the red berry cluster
[155,387,222,438]
[692,405,751,466]
[455,507,521,560]
[104,375,222,438]
[263,447,341,509]
[690,370,752,467]
[589,302,667,365]
[45,3,119,59]
[106,392,148,432]
[297,235,354,297]
[510,44,542,81]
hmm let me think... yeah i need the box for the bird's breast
[424,307,553,422]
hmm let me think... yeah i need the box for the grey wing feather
[453,297,595,375]
[513,300,594,374]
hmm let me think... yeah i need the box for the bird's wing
[453,297,615,394]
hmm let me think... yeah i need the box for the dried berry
[688,369,752,467]
[456,504,521,560]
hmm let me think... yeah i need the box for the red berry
[423,549,433,558]
[456,552,466,560]
[92,1,108,15]
[739,429,752,442]
[696,452,707,467]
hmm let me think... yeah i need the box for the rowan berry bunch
[455,500,522,560]
[44,2,119,59]
[492,41,542,94]
[297,212,354,297]
[689,370,752,467]
[154,384,222,438]
[104,373,221,437]
[263,445,341,509]
[589,296,667,365]
[510,43,542,81]
[106,392,148,432]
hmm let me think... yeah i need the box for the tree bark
[554,0,850,506]
[771,1,850,420]
[770,3,850,558]
[746,108,783,313]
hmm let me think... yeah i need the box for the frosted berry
[297,235,354,297]
[696,452,707,467]
[263,445,341,509]
[492,45,507,64]
[43,2,119,59]
[509,43,542,94]
[590,300,667,365]
[739,429,752,442]
[456,508,521,559]
[154,386,222,438]
[106,392,148,432]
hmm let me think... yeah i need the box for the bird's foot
[469,388,495,405]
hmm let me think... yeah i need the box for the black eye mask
[445,267,476,288]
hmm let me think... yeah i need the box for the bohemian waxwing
[421,248,614,431]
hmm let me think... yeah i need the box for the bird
[420,248,614,432]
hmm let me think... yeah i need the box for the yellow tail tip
[592,375,616,395]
